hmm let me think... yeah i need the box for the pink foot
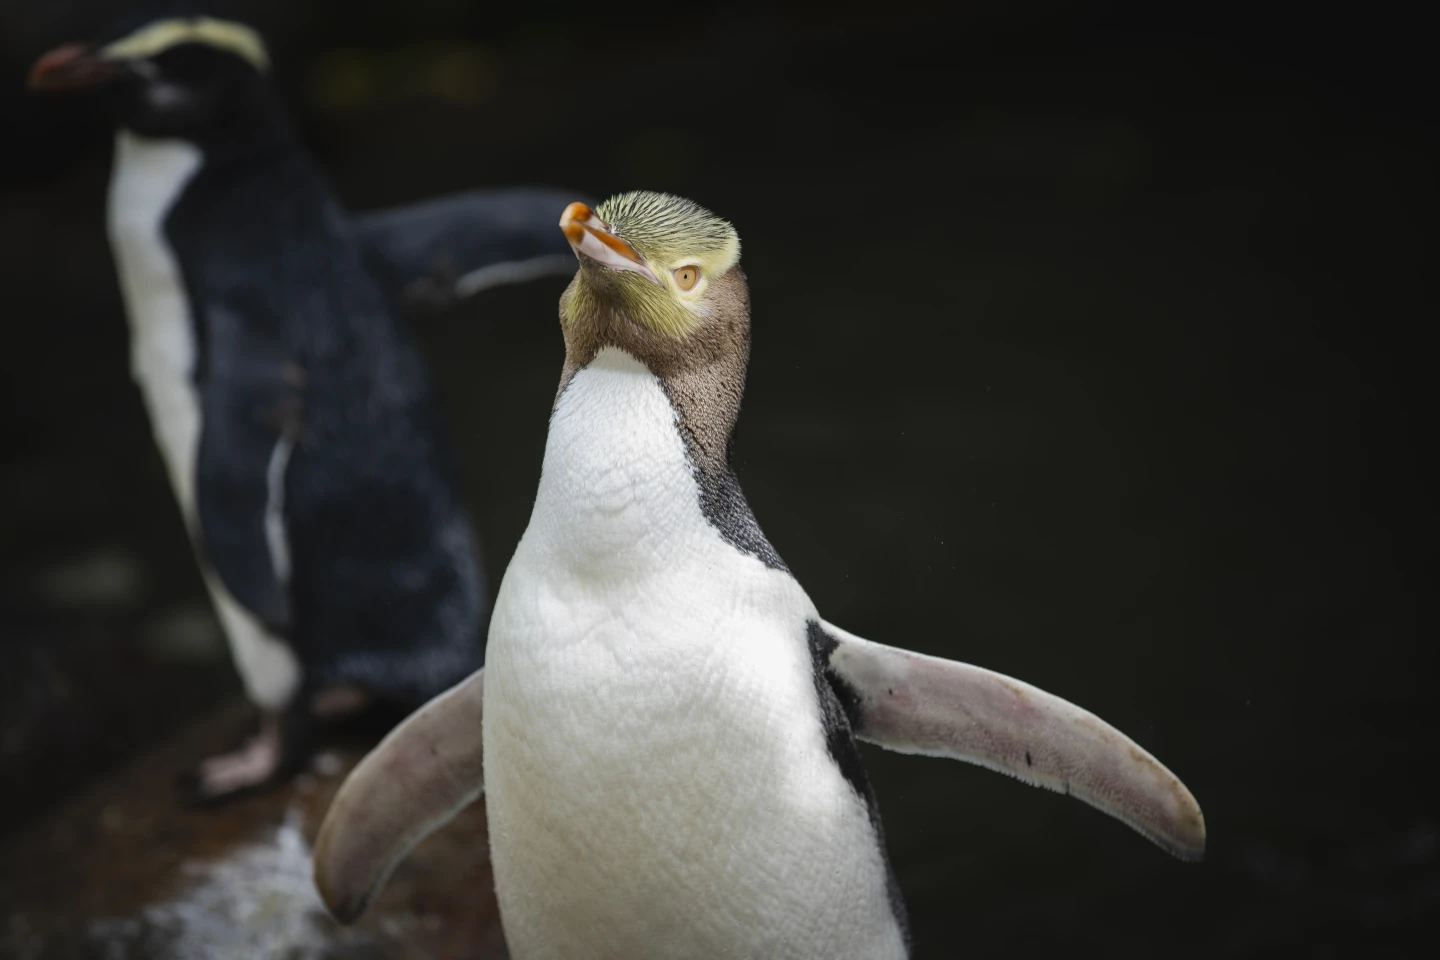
[180,713,285,805]
[310,684,371,720]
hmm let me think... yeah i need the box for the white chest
[106,130,204,514]
[482,349,905,959]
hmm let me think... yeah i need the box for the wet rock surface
[0,702,505,960]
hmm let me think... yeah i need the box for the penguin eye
[673,265,701,291]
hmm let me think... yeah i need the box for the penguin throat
[535,348,710,573]
[539,347,784,573]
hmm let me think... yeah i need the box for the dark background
[0,1,1432,956]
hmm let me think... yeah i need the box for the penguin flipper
[194,316,302,632]
[313,668,486,924]
[353,187,589,313]
[817,621,1206,862]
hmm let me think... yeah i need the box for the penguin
[25,14,579,803]
[311,193,1206,957]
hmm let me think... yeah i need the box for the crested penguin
[25,14,575,803]
[312,193,1206,957]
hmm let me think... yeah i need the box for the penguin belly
[107,130,300,711]
[483,350,906,960]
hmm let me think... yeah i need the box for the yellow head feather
[102,17,270,72]
[566,192,741,339]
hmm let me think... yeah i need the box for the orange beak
[559,202,660,285]
[28,43,129,92]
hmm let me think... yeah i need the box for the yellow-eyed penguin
[312,192,1206,957]
[26,13,583,803]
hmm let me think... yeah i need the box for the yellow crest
[102,17,269,72]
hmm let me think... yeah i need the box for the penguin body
[313,193,1204,955]
[162,113,483,703]
[484,347,906,958]
[28,14,583,798]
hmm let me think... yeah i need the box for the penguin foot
[176,714,289,808]
[310,684,372,720]
[196,735,280,793]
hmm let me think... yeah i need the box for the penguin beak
[28,43,131,92]
[560,202,662,285]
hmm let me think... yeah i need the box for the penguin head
[559,192,748,354]
[28,13,272,141]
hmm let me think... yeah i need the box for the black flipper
[193,303,301,632]
[353,187,590,313]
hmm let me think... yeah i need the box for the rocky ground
[1,699,505,960]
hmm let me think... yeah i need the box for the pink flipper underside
[312,668,486,923]
[822,622,1206,861]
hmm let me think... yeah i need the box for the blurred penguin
[28,12,576,803]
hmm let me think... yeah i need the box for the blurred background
[0,1,1431,957]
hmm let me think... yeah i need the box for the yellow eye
[673,265,700,291]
